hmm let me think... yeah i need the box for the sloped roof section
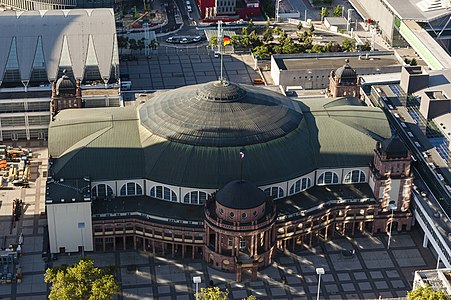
[48,82,391,188]
[0,9,117,82]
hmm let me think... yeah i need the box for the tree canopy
[333,5,343,17]
[195,287,257,300]
[44,258,120,300]
[407,284,450,300]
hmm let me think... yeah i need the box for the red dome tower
[204,180,277,281]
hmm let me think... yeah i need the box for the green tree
[277,30,288,44]
[333,5,343,17]
[241,26,249,36]
[357,41,371,51]
[249,30,262,47]
[341,38,356,52]
[231,35,241,47]
[263,28,274,43]
[297,21,303,31]
[407,284,450,300]
[310,43,323,53]
[411,58,418,66]
[196,287,229,299]
[309,24,315,34]
[117,35,129,50]
[249,19,255,29]
[209,36,218,47]
[137,38,145,52]
[324,41,342,52]
[128,38,139,52]
[253,45,271,59]
[320,7,329,20]
[45,258,120,300]
[195,287,258,300]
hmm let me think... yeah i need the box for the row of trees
[210,21,370,59]
[320,5,345,19]
[117,35,159,53]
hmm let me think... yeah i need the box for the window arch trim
[150,185,178,202]
[119,182,143,196]
[343,169,366,184]
[317,171,339,185]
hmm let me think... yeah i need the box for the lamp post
[193,276,201,299]
[275,0,281,23]
[387,203,397,250]
[316,267,325,300]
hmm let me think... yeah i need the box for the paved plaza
[0,144,438,300]
[120,46,259,90]
[45,230,435,300]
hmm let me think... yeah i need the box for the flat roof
[324,17,348,26]
[384,0,450,21]
[274,52,400,71]
[46,178,91,204]
[360,73,401,85]
[277,183,376,218]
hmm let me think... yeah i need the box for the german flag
[223,35,231,46]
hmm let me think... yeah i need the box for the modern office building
[0,9,120,141]
[413,268,451,296]
[46,80,414,280]
[350,0,451,70]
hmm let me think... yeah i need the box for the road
[286,0,316,21]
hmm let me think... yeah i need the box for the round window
[229,212,235,218]
[219,208,224,215]
[241,213,247,219]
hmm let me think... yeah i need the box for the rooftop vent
[417,0,450,12]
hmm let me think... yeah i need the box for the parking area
[119,46,260,90]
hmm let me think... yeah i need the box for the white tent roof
[0,8,118,82]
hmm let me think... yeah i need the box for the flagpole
[219,21,224,82]
[240,149,244,182]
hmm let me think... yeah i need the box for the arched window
[318,171,339,185]
[289,178,312,195]
[183,191,208,205]
[344,170,366,184]
[91,184,113,199]
[119,182,143,196]
[263,186,284,199]
[150,186,177,202]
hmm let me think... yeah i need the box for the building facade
[46,81,414,281]
[328,60,361,98]
[0,9,121,141]
[270,51,402,90]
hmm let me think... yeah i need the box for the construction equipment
[0,249,21,284]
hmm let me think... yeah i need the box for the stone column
[236,264,242,282]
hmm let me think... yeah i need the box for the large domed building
[45,81,413,280]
